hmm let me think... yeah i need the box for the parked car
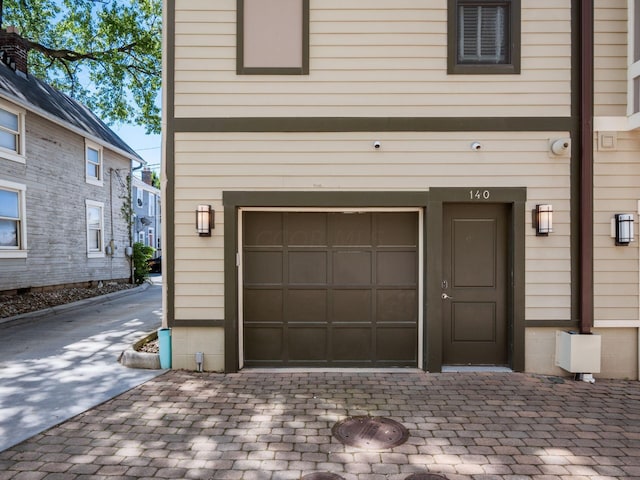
[147,256,161,273]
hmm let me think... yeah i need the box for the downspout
[579,0,594,334]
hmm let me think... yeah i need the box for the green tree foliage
[3,0,161,133]
[151,170,160,189]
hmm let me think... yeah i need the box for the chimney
[141,168,153,186]
[0,26,29,75]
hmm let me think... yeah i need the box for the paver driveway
[0,370,638,479]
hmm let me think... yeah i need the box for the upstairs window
[0,103,25,163]
[237,0,309,75]
[0,180,27,257]
[448,0,520,74]
[136,187,143,207]
[85,141,103,186]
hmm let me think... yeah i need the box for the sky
[112,123,161,175]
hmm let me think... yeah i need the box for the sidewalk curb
[0,282,150,326]
[119,329,162,370]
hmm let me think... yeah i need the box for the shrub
[133,242,155,285]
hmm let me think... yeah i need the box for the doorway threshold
[441,365,513,373]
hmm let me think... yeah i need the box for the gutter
[579,0,594,334]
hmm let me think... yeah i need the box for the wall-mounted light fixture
[615,213,634,245]
[533,204,553,236]
[196,204,213,236]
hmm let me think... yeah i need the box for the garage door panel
[332,289,371,323]
[289,251,327,284]
[245,212,283,246]
[245,327,283,361]
[244,289,283,322]
[286,289,327,322]
[377,289,417,322]
[288,327,328,360]
[376,326,417,362]
[332,327,372,361]
[333,251,372,284]
[330,213,372,246]
[245,251,283,284]
[377,212,418,246]
[377,251,417,285]
[287,213,328,246]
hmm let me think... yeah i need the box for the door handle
[441,293,453,300]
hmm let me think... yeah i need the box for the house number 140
[470,189,491,200]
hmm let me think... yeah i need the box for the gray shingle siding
[0,104,132,291]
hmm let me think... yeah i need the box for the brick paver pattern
[0,371,639,479]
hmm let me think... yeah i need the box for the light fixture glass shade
[615,213,634,245]
[196,204,213,236]
[535,204,553,236]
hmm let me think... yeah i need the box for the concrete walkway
[0,369,639,479]
[0,277,164,452]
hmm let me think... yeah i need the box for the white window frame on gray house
[85,140,103,186]
[148,192,155,216]
[85,199,105,258]
[138,230,145,245]
[136,186,143,207]
[0,179,27,258]
[0,101,26,164]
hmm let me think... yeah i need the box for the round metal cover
[301,474,345,480]
[332,415,409,450]
[405,474,448,480]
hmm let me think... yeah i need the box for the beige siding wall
[173,131,571,323]
[593,131,640,324]
[594,0,628,118]
[173,0,571,119]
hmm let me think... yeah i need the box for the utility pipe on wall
[579,0,594,335]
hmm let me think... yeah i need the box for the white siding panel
[172,131,571,322]
[173,0,572,118]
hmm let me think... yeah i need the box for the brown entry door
[242,211,418,367]
[442,203,508,366]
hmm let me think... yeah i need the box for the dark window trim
[447,0,521,75]
[237,0,310,75]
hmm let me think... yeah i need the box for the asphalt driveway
[0,278,164,452]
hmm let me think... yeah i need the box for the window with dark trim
[237,0,309,75]
[448,0,520,75]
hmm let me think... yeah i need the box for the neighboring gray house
[0,28,144,294]
[132,169,161,259]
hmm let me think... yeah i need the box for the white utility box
[555,330,601,373]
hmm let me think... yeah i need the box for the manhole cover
[332,415,409,450]
[301,474,345,480]
[405,474,448,480]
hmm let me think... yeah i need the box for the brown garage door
[242,211,418,367]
